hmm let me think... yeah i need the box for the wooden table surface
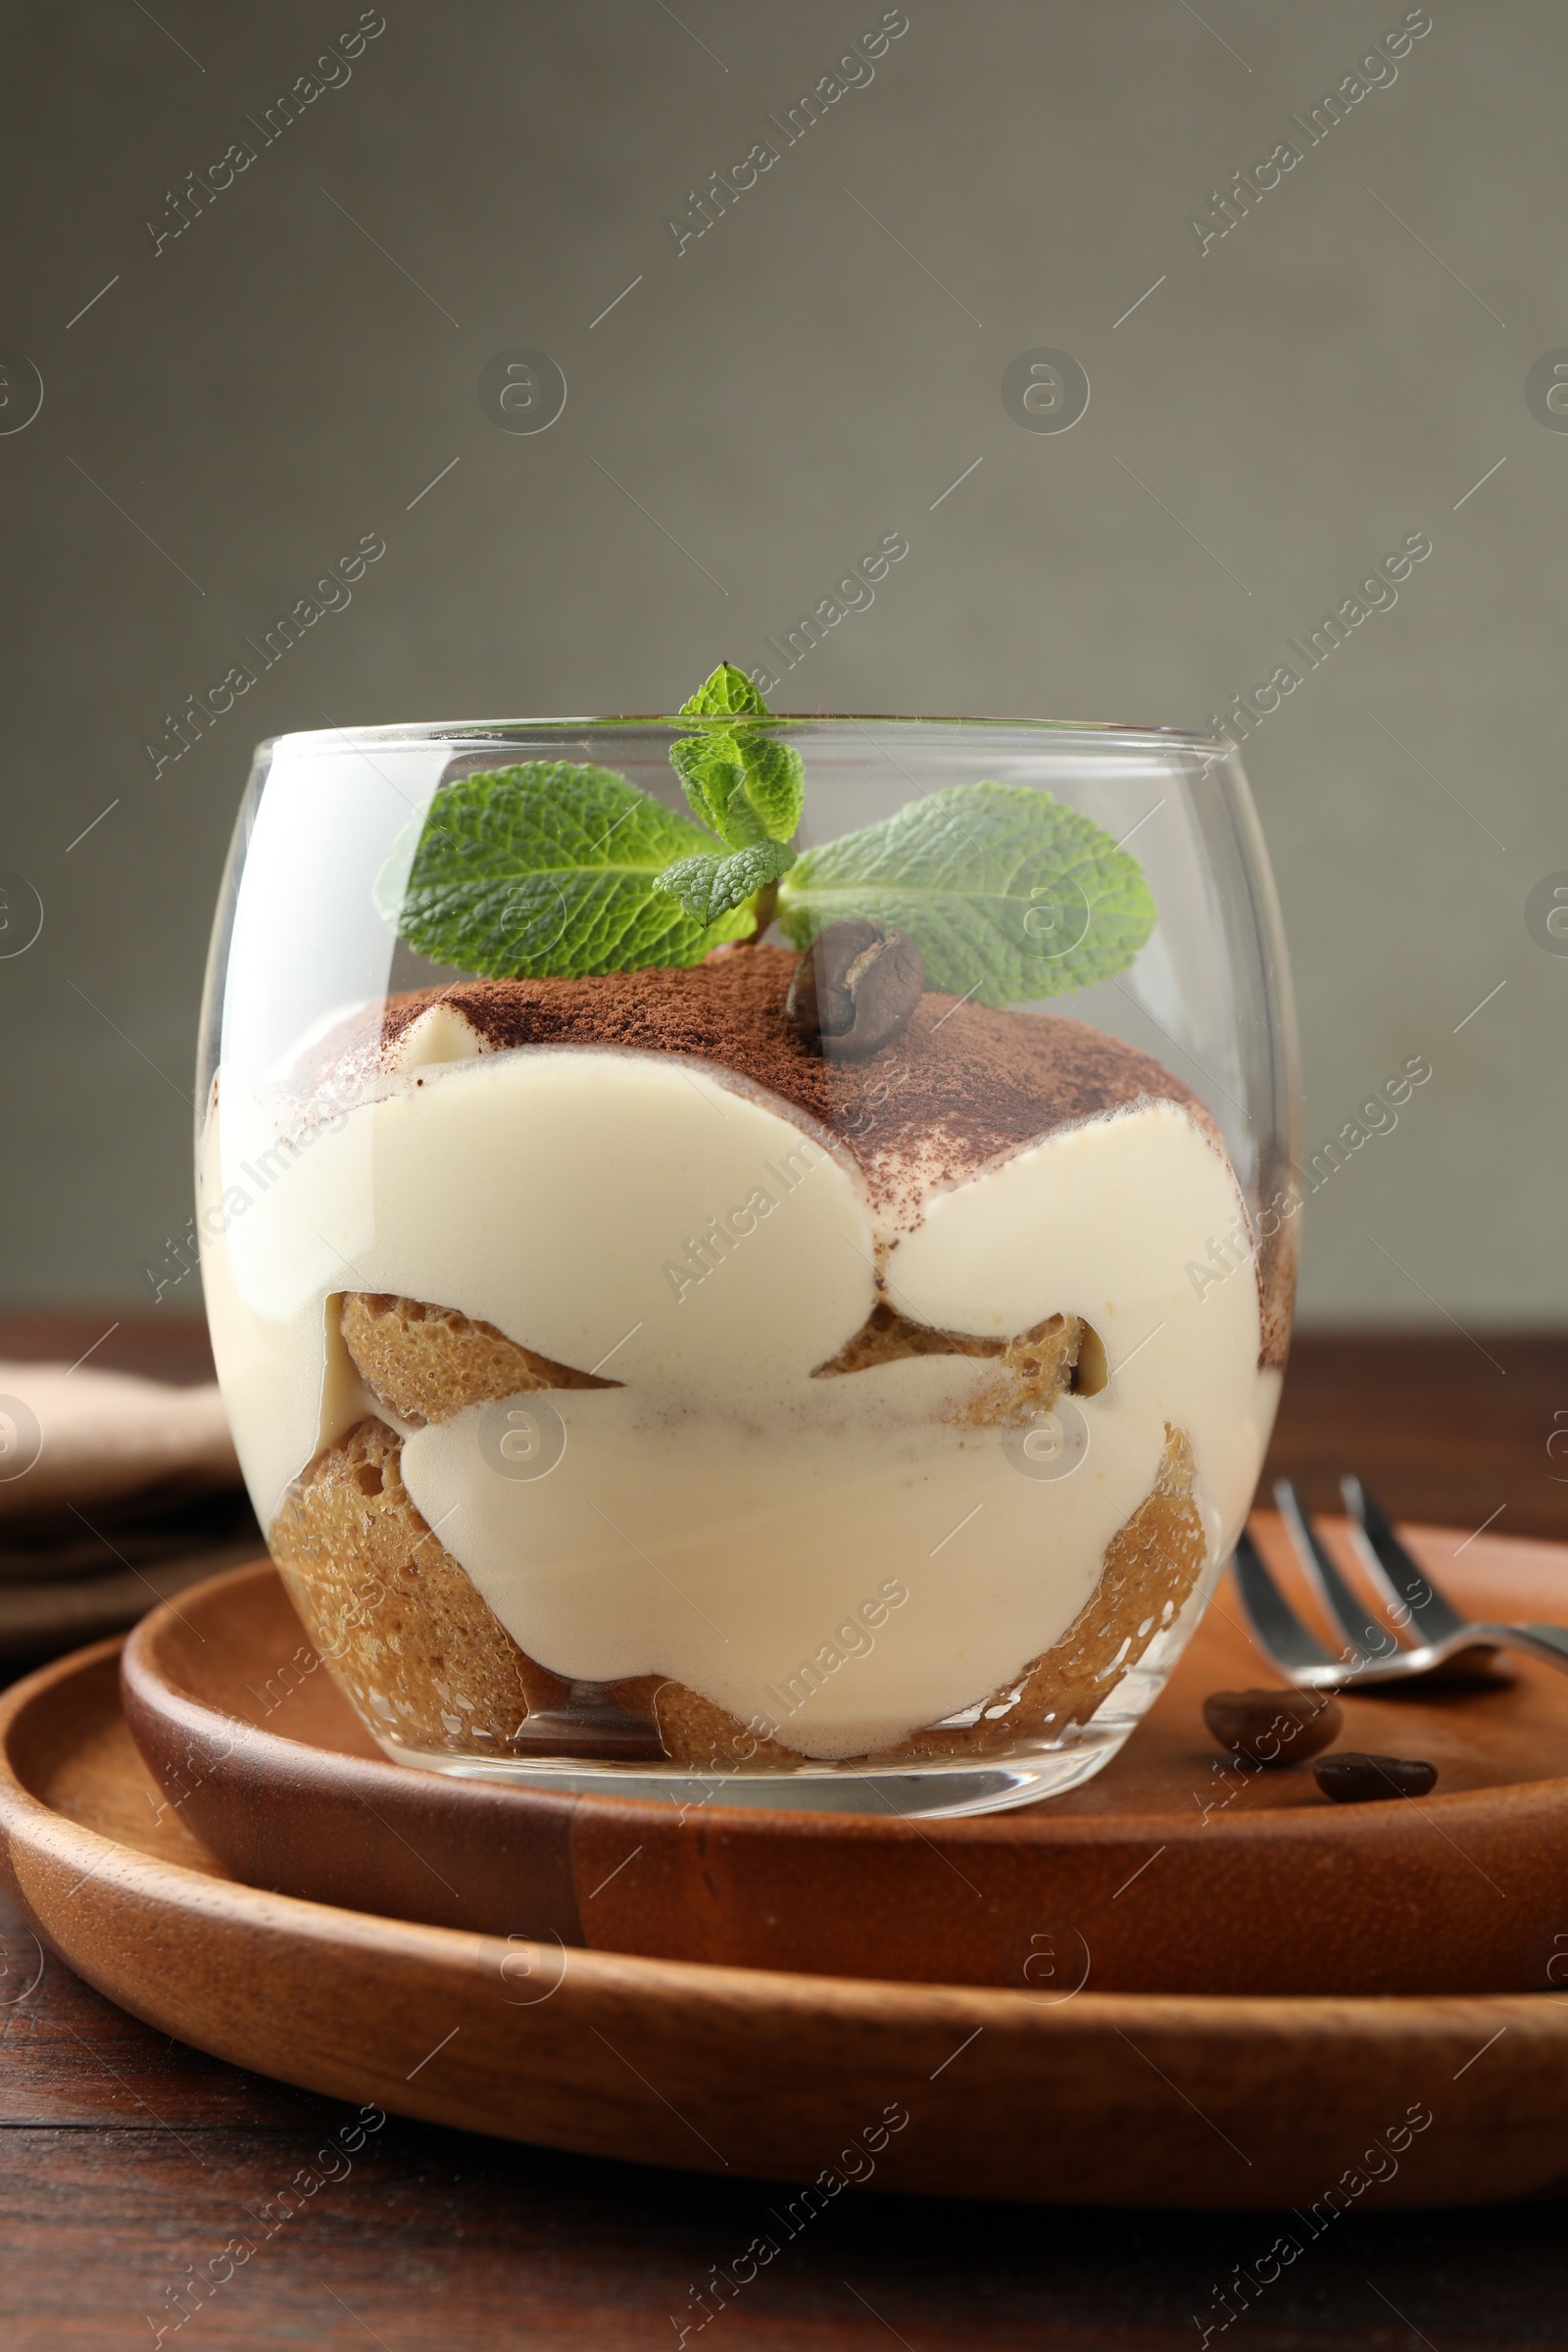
[2,1317,1567,2348]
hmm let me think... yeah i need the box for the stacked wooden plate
[3,1516,1567,2207]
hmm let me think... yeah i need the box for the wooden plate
[119,1520,1568,1996]
[5,1630,1568,2207]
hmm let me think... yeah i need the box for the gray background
[1,0,1562,1324]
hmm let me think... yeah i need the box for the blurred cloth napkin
[0,1359,261,1666]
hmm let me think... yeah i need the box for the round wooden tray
[119,1522,1568,1996]
[4,1627,1568,2207]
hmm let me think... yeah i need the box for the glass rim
[258,713,1238,758]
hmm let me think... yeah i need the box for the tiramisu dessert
[200,670,1290,1794]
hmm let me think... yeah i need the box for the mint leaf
[670,731,804,849]
[679,662,768,719]
[668,735,752,840]
[669,664,804,856]
[735,733,806,841]
[776,782,1156,1006]
[379,760,755,978]
[655,838,798,926]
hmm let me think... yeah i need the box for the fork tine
[1232,1526,1344,1684]
[1274,1479,1402,1669]
[1341,1477,1469,1644]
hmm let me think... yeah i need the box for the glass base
[368,1716,1136,1818]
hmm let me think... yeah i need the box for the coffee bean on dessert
[1313,1752,1439,1803]
[1202,1687,1343,1767]
[785,920,926,1059]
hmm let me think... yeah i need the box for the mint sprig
[375,666,1158,1005]
[776,783,1156,1005]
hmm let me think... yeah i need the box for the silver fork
[1232,1476,1568,1690]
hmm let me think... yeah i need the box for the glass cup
[197,715,1299,1818]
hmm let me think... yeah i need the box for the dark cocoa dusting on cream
[290,951,1290,1366]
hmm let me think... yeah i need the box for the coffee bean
[785,920,925,1059]
[1202,1687,1343,1767]
[1313,1752,1438,1803]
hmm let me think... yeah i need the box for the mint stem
[745,878,780,943]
